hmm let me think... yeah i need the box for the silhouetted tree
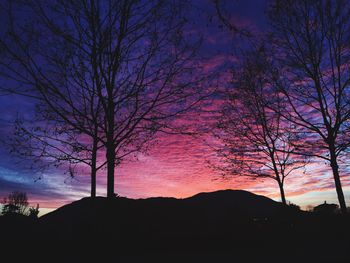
[214,46,306,205]
[0,0,107,198]
[28,204,40,218]
[0,0,204,199]
[1,191,29,215]
[268,0,350,213]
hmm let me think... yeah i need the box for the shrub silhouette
[28,204,40,218]
[288,202,301,211]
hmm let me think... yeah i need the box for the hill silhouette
[38,190,299,242]
[1,190,349,262]
[41,189,294,224]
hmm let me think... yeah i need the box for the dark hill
[1,190,349,262]
[41,189,292,222]
[185,189,287,217]
[36,190,306,256]
[40,190,296,233]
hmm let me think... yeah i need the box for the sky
[0,0,349,216]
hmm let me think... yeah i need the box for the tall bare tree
[215,46,305,205]
[0,0,204,198]
[268,0,350,213]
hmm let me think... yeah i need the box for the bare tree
[268,0,350,213]
[0,0,204,198]
[214,46,305,205]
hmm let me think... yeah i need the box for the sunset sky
[0,0,349,215]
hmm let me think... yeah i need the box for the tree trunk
[106,82,115,199]
[91,167,96,198]
[271,155,287,206]
[90,137,98,198]
[329,147,347,214]
[278,181,287,206]
[106,141,115,199]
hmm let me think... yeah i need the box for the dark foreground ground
[1,190,349,262]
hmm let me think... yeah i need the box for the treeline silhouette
[1,191,39,217]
